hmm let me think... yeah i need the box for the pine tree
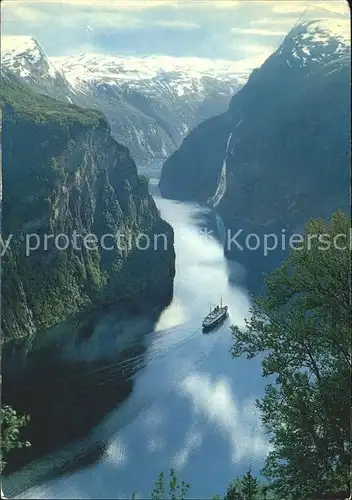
[225,470,260,500]
[241,469,259,500]
[231,212,351,499]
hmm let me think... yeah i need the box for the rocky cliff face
[1,36,245,162]
[159,20,350,231]
[1,78,175,340]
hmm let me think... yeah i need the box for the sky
[1,0,350,69]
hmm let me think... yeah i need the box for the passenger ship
[202,299,228,331]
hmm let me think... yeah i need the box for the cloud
[4,0,347,64]
[233,27,287,36]
[310,1,351,15]
[153,19,200,29]
[3,1,181,31]
[1,1,211,33]
[3,0,241,10]
[2,3,51,24]
[201,0,240,8]
[181,373,271,462]
[269,1,307,15]
[250,16,298,27]
[8,0,176,9]
[100,0,175,10]
[168,0,241,9]
[269,0,350,16]
[241,43,273,55]
[172,425,203,469]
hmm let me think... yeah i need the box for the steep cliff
[1,78,175,340]
[159,20,350,230]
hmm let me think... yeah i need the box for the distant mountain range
[1,36,247,161]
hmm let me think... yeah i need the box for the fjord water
[8,166,268,499]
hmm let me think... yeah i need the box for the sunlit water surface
[7,168,269,499]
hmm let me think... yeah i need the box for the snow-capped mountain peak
[300,19,351,45]
[1,35,245,160]
[2,35,59,79]
[1,35,40,59]
[1,35,74,102]
[50,53,249,80]
[278,19,350,67]
[50,53,248,99]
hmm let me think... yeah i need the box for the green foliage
[231,212,351,499]
[1,78,174,340]
[151,472,165,500]
[225,469,260,500]
[148,470,272,500]
[241,470,259,498]
[151,469,190,500]
[0,77,103,127]
[225,478,245,500]
[1,405,30,472]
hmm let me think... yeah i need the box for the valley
[2,171,268,498]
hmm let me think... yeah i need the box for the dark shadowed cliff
[159,20,350,230]
[1,77,175,339]
[159,20,350,290]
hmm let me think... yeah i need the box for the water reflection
[2,291,169,492]
[4,180,269,499]
[15,327,269,499]
[153,196,250,329]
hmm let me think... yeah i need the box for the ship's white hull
[202,306,228,331]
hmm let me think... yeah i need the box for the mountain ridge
[160,18,350,219]
[1,36,246,161]
[159,18,350,289]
